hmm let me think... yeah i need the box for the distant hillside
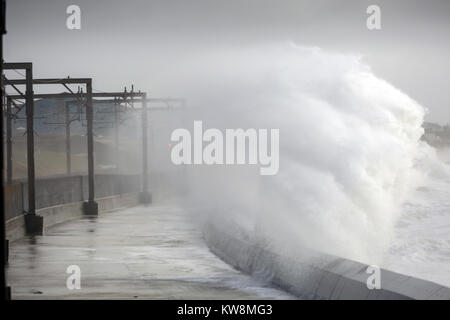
[423,122,450,147]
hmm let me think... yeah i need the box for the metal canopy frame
[50,91,153,203]
[5,89,154,204]
[62,94,142,176]
[2,66,98,215]
[2,63,36,216]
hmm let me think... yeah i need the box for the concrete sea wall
[4,174,141,221]
[203,222,450,300]
[5,174,142,241]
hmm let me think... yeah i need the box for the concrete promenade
[6,205,294,299]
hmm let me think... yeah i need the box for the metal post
[65,101,71,175]
[23,64,43,235]
[6,96,12,184]
[1,0,11,300]
[142,95,148,192]
[83,80,98,215]
[139,93,151,204]
[25,66,35,215]
[87,81,94,202]
[114,102,119,173]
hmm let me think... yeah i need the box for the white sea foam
[161,42,448,284]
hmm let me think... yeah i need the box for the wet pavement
[6,205,294,299]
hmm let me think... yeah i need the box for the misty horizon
[4,0,450,124]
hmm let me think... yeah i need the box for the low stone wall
[5,174,143,241]
[6,192,140,242]
[204,222,450,300]
[5,174,141,219]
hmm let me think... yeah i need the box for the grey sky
[4,0,450,123]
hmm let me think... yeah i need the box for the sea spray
[162,42,428,266]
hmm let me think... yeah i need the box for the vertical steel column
[25,66,35,214]
[6,97,12,184]
[142,94,148,192]
[23,64,43,235]
[87,81,94,201]
[139,93,151,204]
[1,0,11,300]
[83,79,98,214]
[65,101,71,175]
[114,102,119,173]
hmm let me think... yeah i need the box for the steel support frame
[6,96,12,184]
[2,73,97,215]
[1,0,11,300]
[64,92,153,204]
[2,63,43,235]
[64,93,142,175]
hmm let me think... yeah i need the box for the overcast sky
[4,0,450,123]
